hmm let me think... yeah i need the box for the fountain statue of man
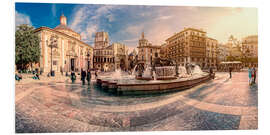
[185,63,190,75]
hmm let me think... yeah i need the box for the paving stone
[15,72,258,132]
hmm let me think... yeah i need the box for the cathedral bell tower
[139,31,148,47]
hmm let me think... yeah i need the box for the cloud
[106,14,115,22]
[155,15,172,21]
[52,4,56,17]
[122,38,138,43]
[15,11,32,26]
[68,5,257,49]
[70,6,89,32]
[92,5,118,20]
[69,5,121,45]
[207,8,258,43]
[125,24,144,36]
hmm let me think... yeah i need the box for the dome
[54,14,81,40]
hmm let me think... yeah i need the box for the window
[53,60,57,65]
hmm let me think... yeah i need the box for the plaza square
[15,3,258,133]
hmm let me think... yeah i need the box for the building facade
[93,32,128,71]
[137,32,161,66]
[205,37,218,69]
[93,46,115,72]
[217,43,229,64]
[94,32,109,49]
[165,28,207,67]
[112,43,128,70]
[34,14,93,75]
[160,43,168,59]
[241,35,258,67]
[226,35,242,59]
[241,35,258,58]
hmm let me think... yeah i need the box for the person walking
[229,66,233,79]
[248,66,252,85]
[70,71,76,83]
[251,66,254,85]
[86,69,91,85]
[252,66,257,84]
[60,66,63,76]
[95,71,98,79]
[35,71,40,80]
[81,69,86,85]
[209,67,214,79]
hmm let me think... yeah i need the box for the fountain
[178,66,189,78]
[131,65,138,76]
[96,53,213,95]
[192,65,203,74]
[142,65,153,79]
[153,71,157,81]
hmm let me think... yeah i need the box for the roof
[34,26,93,49]
[207,37,218,41]
[54,24,80,35]
[166,27,206,42]
[220,61,242,64]
[137,44,161,49]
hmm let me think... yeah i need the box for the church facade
[34,14,93,75]
[137,32,161,66]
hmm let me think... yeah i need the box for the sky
[15,3,258,51]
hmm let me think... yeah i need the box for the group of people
[70,69,98,85]
[248,66,257,85]
[15,69,40,82]
[228,66,257,86]
[81,69,92,85]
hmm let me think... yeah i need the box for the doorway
[70,58,75,71]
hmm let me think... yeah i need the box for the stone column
[146,48,149,66]
[44,35,48,72]
[62,39,65,70]
[78,46,80,68]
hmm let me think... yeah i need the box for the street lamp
[87,51,90,70]
[48,35,58,76]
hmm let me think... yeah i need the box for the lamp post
[87,52,90,70]
[48,35,58,76]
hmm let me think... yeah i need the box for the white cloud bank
[15,11,32,26]
[69,5,120,45]
[69,5,257,48]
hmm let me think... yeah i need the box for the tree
[15,24,40,70]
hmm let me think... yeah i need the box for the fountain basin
[136,66,177,80]
[136,76,153,81]
[135,76,177,80]
[97,72,212,95]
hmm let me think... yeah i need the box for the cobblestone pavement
[15,72,258,133]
